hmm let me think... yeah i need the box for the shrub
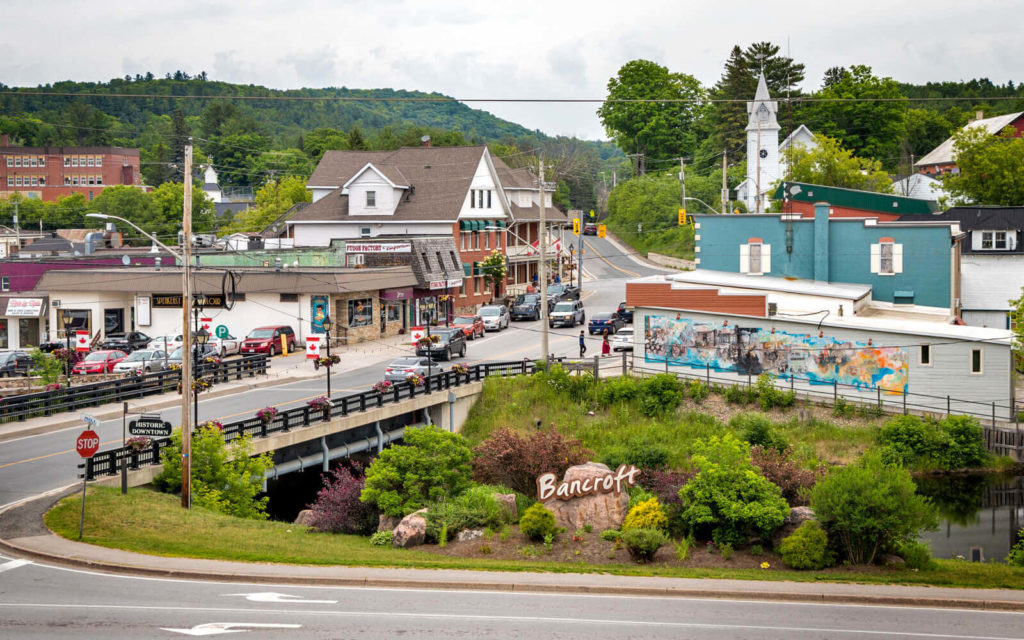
[471,428,593,498]
[687,379,709,403]
[360,424,474,517]
[637,374,685,417]
[878,415,989,471]
[677,434,790,546]
[306,464,378,534]
[626,486,656,509]
[602,437,669,471]
[1007,530,1024,567]
[732,413,789,453]
[622,498,669,532]
[750,445,820,506]
[519,503,560,541]
[425,485,509,539]
[638,469,693,506]
[621,528,668,563]
[779,521,831,570]
[600,529,622,542]
[756,374,796,411]
[154,424,273,519]
[719,542,734,560]
[724,384,757,405]
[811,452,938,565]
[832,397,856,418]
[597,375,641,406]
[29,348,63,385]
[369,530,393,546]
[673,535,693,560]
[897,539,935,570]
[939,416,989,469]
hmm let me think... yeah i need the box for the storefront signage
[428,278,464,290]
[345,242,412,254]
[536,464,641,502]
[152,294,225,308]
[381,287,413,301]
[5,298,44,317]
[135,296,151,326]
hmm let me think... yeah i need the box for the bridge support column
[321,437,329,472]
[375,421,384,453]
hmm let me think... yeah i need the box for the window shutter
[761,244,771,274]
[870,243,881,274]
[893,244,903,273]
[739,244,750,273]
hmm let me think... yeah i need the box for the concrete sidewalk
[1,489,1023,611]
[0,332,418,444]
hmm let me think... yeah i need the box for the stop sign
[76,429,100,458]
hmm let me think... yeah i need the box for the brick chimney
[0,133,8,147]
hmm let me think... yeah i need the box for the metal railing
[81,359,536,480]
[0,355,269,424]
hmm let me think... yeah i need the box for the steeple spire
[746,72,780,131]
[753,72,771,102]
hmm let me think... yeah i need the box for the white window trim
[919,343,932,367]
[970,348,983,375]
[739,242,770,275]
[870,242,903,275]
[995,231,1007,250]
[365,191,376,208]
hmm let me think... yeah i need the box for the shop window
[386,302,401,323]
[348,298,372,327]
[0,319,7,349]
[995,231,1007,249]
[59,309,91,334]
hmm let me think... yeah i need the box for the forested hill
[0,76,533,145]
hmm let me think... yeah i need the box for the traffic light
[678,208,686,226]
[597,224,606,238]
[572,218,581,235]
[589,210,596,219]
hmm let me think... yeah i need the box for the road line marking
[584,239,642,278]
[0,558,32,574]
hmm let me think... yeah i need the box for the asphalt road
[1,552,1022,639]
[0,234,667,509]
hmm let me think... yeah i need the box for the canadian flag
[529,238,562,256]
[75,330,90,352]
[305,336,321,359]
[410,326,426,346]
[201,317,212,331]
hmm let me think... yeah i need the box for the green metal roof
[772,182,939,216]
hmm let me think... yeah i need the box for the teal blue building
[694,203,960,310]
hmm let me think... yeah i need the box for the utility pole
[721,151,728,214]
[13,200,19,255]
[538,157,550,361]
[679,157,686,210]
[180,139,193,509]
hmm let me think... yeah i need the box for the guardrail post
[877,386,881,410]
[302,406,310,426]
[282,411,289,432]
[260,419,268,438]
[359,394,367,412]
[152,440,161,465]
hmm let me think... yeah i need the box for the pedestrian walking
[601,330,611,357]
[579,330,587,358]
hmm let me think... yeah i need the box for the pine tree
[171,109,190,182]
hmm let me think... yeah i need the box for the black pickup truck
[101,332,152,353]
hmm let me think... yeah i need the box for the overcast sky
[3,0,1021,140]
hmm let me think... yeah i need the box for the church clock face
[759,149,768,159]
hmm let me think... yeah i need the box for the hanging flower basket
[417,335,440,348]
[406,373,425,387]
[372,380,393,394]
[177,376,213,395]
[200,420,223,431]
[451,363,469,376]
[313,354,341,370]
[126,436,152,452]
[256,406,278,424]
[307,396,333,411]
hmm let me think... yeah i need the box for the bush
[677,434,790,546]
[750,445,821,506]
[154,424,273,519]
[519,503,561,541]
[687,379,709,403]
[29,348,63,385]
[756,374,796,411]
[621,528,668,563]
[638,469,693,506]
[306,464,378,534]
[600,529,622,542]
[622,498,669,532]
[1007,530,1024,567]
[598,375,641,406]
[732,413,789,453]
[637,374,685,417]
[811,452,938,565]
[779,521,832,570]
[940,416,989,469]
[541,365,595,403]
[724,384,757,405]
[369,530,393,546]
[878,415,989,471]
[471,428,593,498]
[601,436,670,471]
[897,539,935,570]
[360,424,474,518]
[425,485,510,539]
[626,486,656,509]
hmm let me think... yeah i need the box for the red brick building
[0,134,142,202]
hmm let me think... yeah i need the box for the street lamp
[60,308,74,388]
[193,327,210,429]
[321,315,333,398]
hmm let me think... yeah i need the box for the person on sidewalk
[601,330,611,357]
[579,331,587,358]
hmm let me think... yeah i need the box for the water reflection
[915,474,1023,562]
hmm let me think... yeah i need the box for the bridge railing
[0,355,269,424]
[81,359,536,480]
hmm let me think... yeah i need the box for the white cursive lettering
[536,472,557,502]
[535,464,642,502]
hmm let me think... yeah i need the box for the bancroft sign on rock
[539,463,640,532]
[536,463,641,502]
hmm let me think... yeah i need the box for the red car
[240,325,296,356]
[72,350,127,374]
[451,315,485,340]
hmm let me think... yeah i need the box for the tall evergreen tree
[171,109,190,182]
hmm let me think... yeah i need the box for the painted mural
[644,315,908,394]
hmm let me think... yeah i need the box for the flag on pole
[75,330,90,352]
[305,336,321,359]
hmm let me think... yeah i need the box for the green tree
[28,348,62,385]
[810,452,938,565]
[149,181,216,236]
[303,127,349,161]
[219,176,310,234]
[92,185,158,229]
[782,134,893,193]
[942,127,1024,205]
[360,424,474,517]
[171,108,190,176]
[479,250,507,300]
[597,59,707,163]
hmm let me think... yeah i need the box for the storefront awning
[463,262,472,277]
[459,220,471,230]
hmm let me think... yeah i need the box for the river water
[915,474,1023,562]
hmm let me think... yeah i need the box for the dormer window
[366,191,376,208]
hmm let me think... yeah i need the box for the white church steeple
[743,72,780,212]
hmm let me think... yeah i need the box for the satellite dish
[122,255,131,266]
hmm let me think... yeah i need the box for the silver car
[478,305,510,331]
[610,327,634,352]
[383,356,443,383]
[113,349,168,373]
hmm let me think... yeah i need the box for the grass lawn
[46,486,1024,590]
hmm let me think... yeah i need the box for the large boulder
[378,513,402,533]
[294,509,315,527]
[392,509,428,548]
[770,506,817,547]
[493,493,517,522]
[544,462,629,532]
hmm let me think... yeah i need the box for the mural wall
[644,315,908,394]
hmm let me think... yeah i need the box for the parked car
[208,334,241,357]
[383,356,444,383]
[101,331,152,353]
[38,341,66,354]
[0,350,33,377]
[610,327,634,352]
[478,305,510,331]
[414,328,467,361]
[510,293,545,321]
[588,312,625,335]
[546,283,580,304]
[616,301,634,324]
[166,345,219,367]
[72,350,127,374]
[549,300,586,328]
[583,223,598,236]
[451,315,485,340]
[241,325,295,356]
[112,349,168,373]
[147,334,184,353]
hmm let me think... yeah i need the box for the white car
[112,349,169,373]
[208,334,241,357]
[610,327,634,352]
[148,334,183,353]
[478,305,510,331]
